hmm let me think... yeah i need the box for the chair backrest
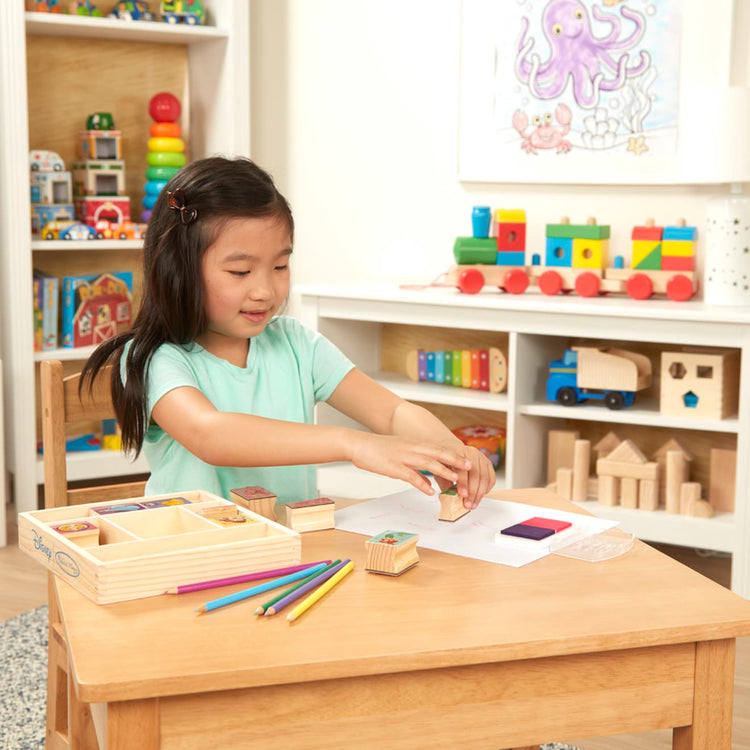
[40,359,147,509]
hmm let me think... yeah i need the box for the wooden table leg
[108,699,160,750]
[673,639,735,750]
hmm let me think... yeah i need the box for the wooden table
[56,489,750,749]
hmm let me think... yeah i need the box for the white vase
[704,185,750,306]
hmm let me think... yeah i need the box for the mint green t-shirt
[140,316,354,503]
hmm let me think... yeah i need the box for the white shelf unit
[0,3,250,519]
[298,282,750,597]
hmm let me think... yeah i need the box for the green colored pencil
[253,559,341,615]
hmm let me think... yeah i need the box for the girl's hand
[434,443,495,509]
[348,433,472,496]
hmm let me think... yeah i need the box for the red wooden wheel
[538,270,563,296]
[625,272,653,300]
[575,272,600,298]
[458,268,484,294]
[503,268,529,295]
[665,274,695,302]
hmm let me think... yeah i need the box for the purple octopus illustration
[513,103,572,154]
[514,0,650,109]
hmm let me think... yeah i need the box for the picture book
[33,269,59,350]
[62,271,133,348]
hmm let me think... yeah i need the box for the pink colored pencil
[164,560,332,594]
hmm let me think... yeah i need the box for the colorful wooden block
[496,250,525,265]
[663,224,697,241]
[545,220,610,240]
[438,485,469,522]
[30,170,73,205]
[545,236,573,267]
[74,195,131,225]
[453,237,497,265]
[72,159,127,197]
[660,254,694,271]
[631,241,662,270]
[76,129,123,160]
[285,497,336,532]
[631,222,663,242]
[661,239,694,258]
[572,237,608,269]
[229,486,277,520]
[496,214,526,252]
[365,530,419,575]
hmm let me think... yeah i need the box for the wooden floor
[2,505,748,749]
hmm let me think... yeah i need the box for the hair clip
[167,189,198,225]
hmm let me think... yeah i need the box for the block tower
[72,112,131,228]
[29,150,74,237]
[142,92,185,222]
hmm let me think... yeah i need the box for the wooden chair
[40,359,148,750]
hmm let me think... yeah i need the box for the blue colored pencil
[264,559,350,616]
[195,561,329,614]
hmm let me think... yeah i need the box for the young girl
[82,156,495,508]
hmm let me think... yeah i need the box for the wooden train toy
[447,210,697,302]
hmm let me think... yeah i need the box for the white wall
[250,1,747,306]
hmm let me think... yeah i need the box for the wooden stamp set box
[18,490,301,604]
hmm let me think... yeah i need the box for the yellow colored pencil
[286,560,354,622]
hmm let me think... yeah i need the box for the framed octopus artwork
[457,0,733,185]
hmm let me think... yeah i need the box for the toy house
[29,149,74,236]
[73,113,131,226]
[660,348,740,419]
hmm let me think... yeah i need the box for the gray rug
[1,606,47,750]
[0,606,582,750]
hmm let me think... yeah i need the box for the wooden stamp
[365,531,419,575]
[285,497,336,532]
[50,520,99,548]
[438,485,470,522]
[230,486,277,520]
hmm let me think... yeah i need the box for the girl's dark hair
[80,156,294,455]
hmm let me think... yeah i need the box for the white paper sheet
[335,488,618,567]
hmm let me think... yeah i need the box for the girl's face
[197,216,292,360]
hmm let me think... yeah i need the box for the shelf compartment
[518,399,740,434]
[36,450,149,484]
[575,500,735,554]
[32,239,142,252]
[25,11,229,44]
[372,370,509,411]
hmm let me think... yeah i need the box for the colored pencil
[166,560,331,595]
[264,559,348,616]
[195,562,329,614]
[254,559,342,616]
[286,560,354,622]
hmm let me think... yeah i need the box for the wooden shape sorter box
[18,490,301,605]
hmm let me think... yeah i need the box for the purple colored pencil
[165,560,332,594]
[264,559,350,616]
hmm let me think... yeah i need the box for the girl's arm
[150,381,471,496]
[326,369,495,508]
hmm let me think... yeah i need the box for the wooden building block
[598,475,618,506]
[680,482,702,515]
[665,450,687,514]
[638,479,658,511]
[365,530,419,575]
[555,467,573,500]
[654,439,693,505]
[284,498,336,532]
[572,439,591,502]
[686,498,714,518]
[594,431,622,463]
[597,459,658,481]
[230,486,277,520]
[547,429,579,483]
[709,448,737,512]
[438,485,470,522]
[620,477,638,509]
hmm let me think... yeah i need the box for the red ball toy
[149,92,181,123]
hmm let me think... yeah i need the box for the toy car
[30,149,64,173]
[108,2,155,22]
[94,219,147,240]
[41,220,75,240]
[59,222,97,241]
[86,112,116,130]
